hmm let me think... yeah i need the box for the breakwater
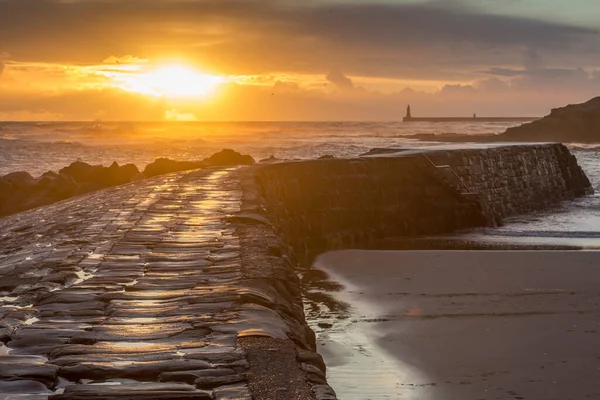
[253,143,592,262]
[0,169,335,400]
[403,116,538,122]
[0,143,592,399]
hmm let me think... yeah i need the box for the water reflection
[303,257,432,400]
[307,250,600,400]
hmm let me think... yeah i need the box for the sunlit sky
[1,0,600,121]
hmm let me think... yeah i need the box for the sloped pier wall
[253,144,592,261]
[426,144,592,220]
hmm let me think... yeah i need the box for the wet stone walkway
[0,168,327,399]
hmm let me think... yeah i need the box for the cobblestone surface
[0,168,329,399]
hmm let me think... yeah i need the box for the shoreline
[307,250,600,399]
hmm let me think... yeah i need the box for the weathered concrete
[0,143,593,399]
[0,168,331,399]
[253,144,591,263]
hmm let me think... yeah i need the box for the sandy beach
[310,250,600,400]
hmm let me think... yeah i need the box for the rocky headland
[0,149,255,217]
[412,96,600,143]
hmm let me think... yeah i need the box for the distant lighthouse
[406,104,412,119]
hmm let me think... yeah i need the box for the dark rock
[59,359,212,380]
[203,149,255,166]
[104,162,141,186]
[59,161,98,182]
[297,348,327,375]
[212,383,251,400]
[0,357,59,387]
[359,148,409,156]
[0,148,253,217]
[259,155,280,163]
[498,97,600,143]
[143,158,204,177]
[0,379,52,395]
[60,161,141,186]
[2,171,35,188]
[159,368,237,384]
[313,385,338,400]
[301,362,328,385]
[0,170,78,216]
[0,160,141,217]
[50,383,212,400]
[194,373,245,389]
[318,155,335,159]
[37,172,78,197]
[41,271,80,284]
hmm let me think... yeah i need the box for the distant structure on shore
[403,105,538,123]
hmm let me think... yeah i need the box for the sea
[2,120,600,248]
[2,121,600,399]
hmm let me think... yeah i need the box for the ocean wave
[490,230,600,238]
[567,144,600,151]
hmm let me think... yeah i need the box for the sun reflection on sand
[308,260,433,400]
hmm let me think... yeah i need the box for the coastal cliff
[412,97,600,143]
[500,97,600,142]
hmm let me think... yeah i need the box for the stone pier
[0,168,333,399]
[254,143,592,262]
[0,143,593,399]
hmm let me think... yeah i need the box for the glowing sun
[121,65,224,98]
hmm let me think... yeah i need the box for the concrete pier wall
[0,143,592,399]
[426,144,592,220]
[253,144,592,261]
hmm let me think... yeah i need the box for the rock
[203,149,255,166]
[60,161,141,186]
[0,170,78,216]
[143,158,204,177]
[158,368,237,384]
[0,357,59,387]
[359,148,409,156]
[103,162,141,186]
[313,384,338,400]
[59,161,100,182]
[37,172,78,197]
[259,155,280,163]
[59,359,213,380]
[318,155,335,159]
[499,97,600,143]
[2,171,35,188]
[0,379,52,395]
[0,160,141,215]
[297,348,327,374]
[212,383,252,400]
[194,373,245,389]
[50,383,213,400]
[0,148,254,217]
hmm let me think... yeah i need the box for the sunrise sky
[1,0,600,121]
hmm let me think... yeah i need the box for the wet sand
[311,250,600,400]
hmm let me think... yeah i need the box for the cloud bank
[0,0,599,119]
